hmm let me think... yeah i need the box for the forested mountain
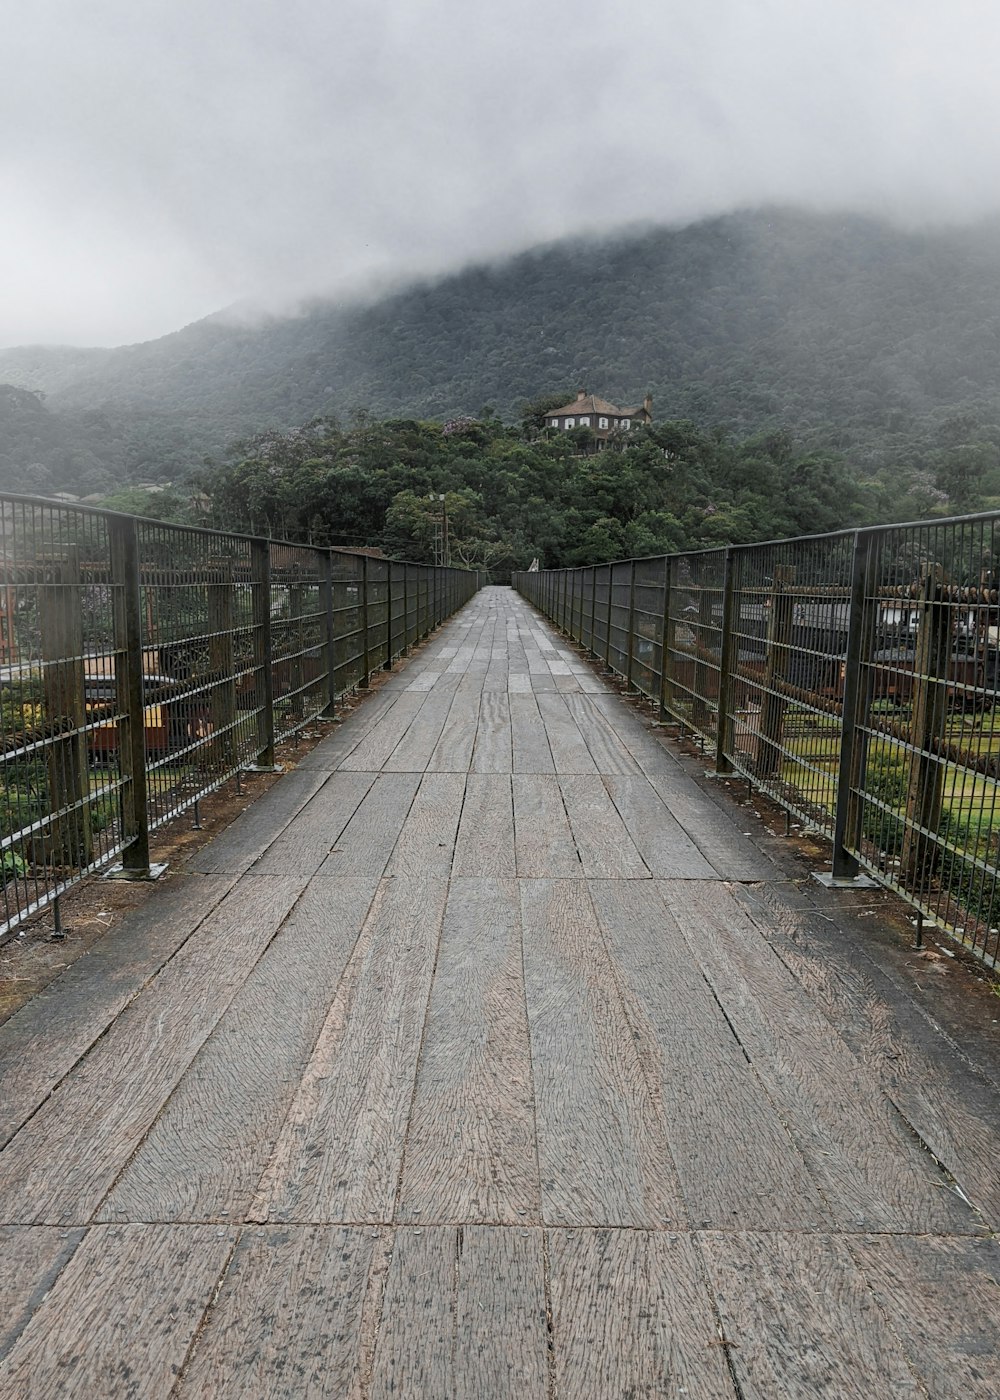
[2,207,1000,504]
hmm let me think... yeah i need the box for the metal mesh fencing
[515,513,1000,970]
[0,494,477,940]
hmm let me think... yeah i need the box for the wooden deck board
[175,1225,377,1398]
[588,879,830,1230]
[397,879,539,1223]
[548,1228,736,1400]
[251,877,448,1224]
[98,878,379,1224]
[699,1230,920,1399]
[0,876,308,1226]
[520,879,684,1227]
[0,1223,236,1397]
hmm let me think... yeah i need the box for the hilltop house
[545,390,652,447]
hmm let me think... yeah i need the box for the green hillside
[2,207,1000,499]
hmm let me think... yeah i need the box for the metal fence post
[38,546,93,874]
[625,559,638,690]
[385,560,396,668]
[106,516,159,878]
[715,547,737,774]
[250,537,277,769]
[825,528,879,884]
[208,558,237,765]
[657,555,673,719]
[755,563,795,778]
[900,566,951,893]
[589,566,598,655]
[359,554,371,687]
[322,550,337,716]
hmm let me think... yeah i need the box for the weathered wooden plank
[700,1230,919,1399]
[453,1226,549,1399]
[384,689,458,771]
[850,1234,1000,1399]
[0,876,307,1225]
[558,774,650,878]
[0,1226,85,1361]
[426,691,481,771]
[0,1223,236,1397]
[338,692,431,770]
[588,880,829,1229]
[732,880,1000,1225]
[98,878,379,1224]
[535,692,597,771]
[188,769,332,873]
[509,692,555,773]
[453,774,516,878]
[175,1225,377,1398]
[252,771,376,875]
[398,880,539,1223]
[666,882,976,1234]
[370,1228,455,1398]
[520,880,683,1227]
[0,872,236,1149]
[646,768,780,880]
[370,1226,549,1400]
[252,877,448,1224]
[318,772,421,877]
[471,691,513,772]
[385,773,465,877]
[563,694,643,772]
[512,774,582,878]
[294,690,405,768]
[602,774,717,878]
[548,1228,735,1400]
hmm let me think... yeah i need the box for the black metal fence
[0,495,478,938]
[515,513,1000,970]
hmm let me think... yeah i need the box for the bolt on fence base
[812,870,878,891]
[106,862,168,883]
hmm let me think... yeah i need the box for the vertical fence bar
[715,547,737,774]
[322,550,337,716]
[830,528,877,880]
[108,515,151,875]
[625,559,637,691]
[208,558,237,768]
[900,566,951,893]
[755,563,795,778]
[658,555,673,719]
[358,554,371,687]
[250,537,276,769]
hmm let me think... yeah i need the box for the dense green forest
[2,206,1000,552]
[141,410,954,574]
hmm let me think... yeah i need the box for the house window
[621,418,631,429]
[599,417,608,429]
[579,417,590,427]
[564,418,575,428]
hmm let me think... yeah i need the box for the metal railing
[515,512,1000,970]
[0,494,478,938]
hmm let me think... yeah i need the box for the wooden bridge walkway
[2,585,1000,1397]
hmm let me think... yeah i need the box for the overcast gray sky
[3,0,998,347]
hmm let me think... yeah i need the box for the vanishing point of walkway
[1,586,999,1397]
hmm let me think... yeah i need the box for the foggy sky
[4,0,999,347]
